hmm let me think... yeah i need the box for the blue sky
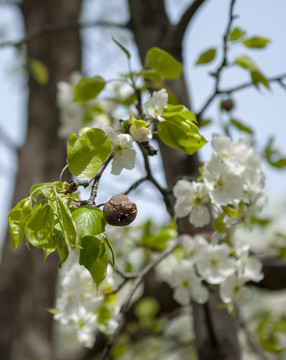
[1,0,286,236]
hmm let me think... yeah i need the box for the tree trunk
[0,1,82,359]
[128,1,241,359]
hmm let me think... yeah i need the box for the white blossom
[220,274,252,304]
[234,243,264,282]
[143,89,168,122]
[173,180,211,227]
[104,127,136,175]
[196,243,236,284]
[130,120,152,142]
[165,259,209,305]
[204,157,244,206]
[179,234,208,263]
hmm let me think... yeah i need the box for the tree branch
[174,0,208,44]
[99,240,179,360]
[196,0,237,121]
[219,73,286,94]
[0,20,130,48]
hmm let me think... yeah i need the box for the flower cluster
[53,250,120,348]
[156,234,264,306]
[174,134,266,233]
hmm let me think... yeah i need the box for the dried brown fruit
[103,194,137,226]
[221,98,234,112]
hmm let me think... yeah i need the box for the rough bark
[128,1,241,359]
[0,1,82,359]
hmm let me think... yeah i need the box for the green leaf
[195,48,216,65]
[140,227,177,251]
[67,127,111,178]
[242,37,270,49]
[158,117,207,155]
[112,37,131,59]
[102,234,116,270]
[30,182,53,201]
[264,137,286,169]
[162,104,197,122]
[72,206,106,240]
[229,27,246,42]
[142,69,163,82]
[230,118,254,135]
[30,59,49,85]
[250,216,271,227]
[74,76,105,103]
[25,204,54,248]
[212,215,227,233]
[8,197,32,249]
[97,306,111,331]
[56,196,77,246]
[134,297,160,320]
[145,47,183,80]
[57,234,69,268]
[235,56,269,89]
[235,55,258,72]
[79,235,109,286]
[199,118,212,128]
[221,205,240,218]
[251,70,269,89]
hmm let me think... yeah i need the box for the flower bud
[103,194,137,226]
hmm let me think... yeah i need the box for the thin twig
[0,20,129,48]
[138,143,174,217]
[124,176,148,195]
[99,240,179,360]
[87,155,113,205]
[219,73,286,94]
[196,0,237,121]
[65,155,113,196]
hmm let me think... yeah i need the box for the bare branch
[196,0,237,121]
[138,143,174,217]
[65,155,113,205]
[0,20,130,48]
[99,240,179,360]
[174,0,208,44]
[219,73,286,94]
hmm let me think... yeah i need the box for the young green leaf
[67,127,111,178]
[242,37,270,49]
[195,48,216,65]
[158,117,207,154]
[57,234,69,268]
[56,196,77,246]
[251,70,269,89]
[30,182,53,201]
[235,55,258,72]
[8,197,32,249]
[102,234,116,270]
[25,204,54,248]
[30,59,49,85]
[72,206,106,240]
[74,76,105,103]
[162,104,197,122]
[230,118,254,135]
[112,37,131,59]
[145,47,183,80]
[221,205,240,218]
[79,235,109,286]
[212,215,227,233]
[229,27,246,42]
